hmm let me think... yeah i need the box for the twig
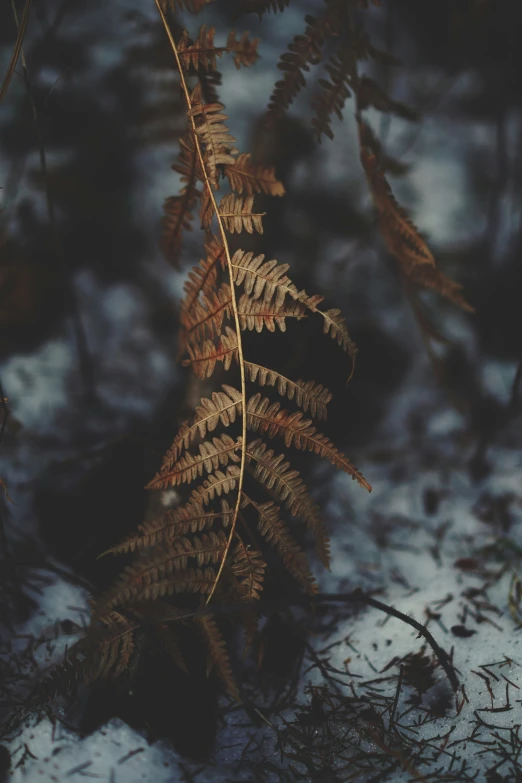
[151,589,459,691]
[0,0,32,106]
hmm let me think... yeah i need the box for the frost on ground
[3,352,522,782]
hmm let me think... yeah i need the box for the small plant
[8,0,470,717]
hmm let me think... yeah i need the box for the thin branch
[147,589,459,691]
[0,0,32,106]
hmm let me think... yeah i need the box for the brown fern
[225,153,285,197]
[60,0,371,704]
[178,26,260,73]
[358,120,473,312]
[218,194,265,234]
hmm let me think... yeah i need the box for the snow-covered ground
[3,354,522,781]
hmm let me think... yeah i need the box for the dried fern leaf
[404,263,474,312]
[35,613,139,700]
[180,239,227,359]
[101,500,233,556]
[188,87,238,188]
[246,394,371,491]
[182,334,331,418]
[246,438,330,568]
[99,534,227,611]
[245,364,331,420]
[230,250,357,365]
[311,49,354,142]
[162,134,201,265]
[238,293,307,332]
[219,194,265,234]
[105,567,216,606]
[187,465,241,507]
[178,27,259,73]
[230,539,266,600]
[179,25,219,72]
[359,132,435,268]
[359,123,473,311]
[183,237,226,308]
[357,75,418,121]
[183,326,238,378]
[225,153,284,197]
[150,386,242,470]
[243,494,317,593]
[267,14,335,123]
[230,249,306,308]
[88,612,137,681]
[198,614,240,700]
[148,434,240,489]
[320,308,358,372]
[181,283,232,346]
[226,30,260,69]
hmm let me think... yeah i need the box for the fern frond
[219,194,265,234]
[226,30,260,69]
[245,364,331,420]
[152,386,242,470]
[147,434,240,489]
[311,50,354,142]
[178,27,259,73]
[243,494,317,593]
[246,439,330,568]
[230,539,266,600]
[99,533,228,611]
[181,283,232,345]
[404,264,474,312]
[188,88,238,188]
[101,500,234,556]
[320,308,358,364]
[266,14,334,123]
[186,465,242,507]
[183,326,238,378]
[225,153,285,197]
[183,336,332,419]
[357,75,417,121]
[162,134,201,265]
[88,612,137,680]
[359,130,435,268]
[198,614,240,700]
[179,26,219,72]
[230,250,357,366]
[359,121,473,312]
[246,394,372,491]
[238,293,307,332]
[181,238,226,314]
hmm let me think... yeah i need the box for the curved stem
[153,0,247,605]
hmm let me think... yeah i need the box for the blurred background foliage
[1,0,522,760]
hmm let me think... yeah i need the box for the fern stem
[154,0,248,605]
